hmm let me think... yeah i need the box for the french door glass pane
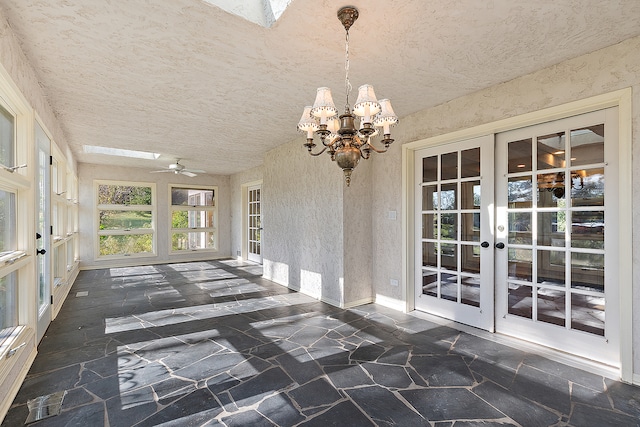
[508,212,532,244]
[422,156,437,182]
[422,185,437,210]
[508,283,532,318]
[508,138,532,173]
[537,133,566,170]
[537,250,565,286]
[537,287,565,327]
[571,125,604,166]
[571,293,604,336]
[460,148,480,178]
[441,152,458,180]
[508,176,532,207]
[571,168,604,206]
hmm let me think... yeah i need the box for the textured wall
[342,156,374,307]
[370,36,640,376]
[262,138,346,306]
[0,9,72,167]
[229,164,263,258]
[78,164,231,268]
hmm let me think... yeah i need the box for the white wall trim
[402,88,634,381]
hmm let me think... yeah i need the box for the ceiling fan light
[310,87,338,123]
[353,84,381,121]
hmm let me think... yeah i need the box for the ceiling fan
[150,160,204,177]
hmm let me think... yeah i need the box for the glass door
[35,122,51,342]
[247,184,262,264]
[415,135,494,331]
[495,108,619,367]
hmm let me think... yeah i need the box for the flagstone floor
[2,260,639,426]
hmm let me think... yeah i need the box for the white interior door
[35,122,51,342]
[415,135,494,331]
[247,184,262,264]
[495,108,619,367]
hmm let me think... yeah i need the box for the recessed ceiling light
[517,164,526,168]
[83,145,161,160]
[553,150,565,155]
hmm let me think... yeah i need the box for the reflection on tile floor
[3,260,639,426]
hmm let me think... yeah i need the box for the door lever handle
[36,248,47,255]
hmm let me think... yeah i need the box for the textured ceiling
[1,0,640,175]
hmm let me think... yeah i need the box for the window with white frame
[96,181,155,258]
[170,185,217,252]
[0,101,27,348]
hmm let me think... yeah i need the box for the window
[170,186,217,252]
[96,181,155,258]
[0,99,27,349]
[0,104,14,169]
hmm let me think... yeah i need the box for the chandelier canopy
[297,6,398,186]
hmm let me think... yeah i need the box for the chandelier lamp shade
[297,6,398,186]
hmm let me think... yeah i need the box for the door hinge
[49,155,53,165]
[50,295,53,305]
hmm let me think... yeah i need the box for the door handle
[495,242,505,249]
[36,232,42,240]
[36,248,47,255]
[481,241,490,248]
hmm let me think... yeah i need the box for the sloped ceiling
[1,0,639,175]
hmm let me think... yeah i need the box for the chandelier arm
[307,146,329,157]
[322,135,339,147]
[364,139,389,154]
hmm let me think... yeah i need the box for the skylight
[83,145,161,160]
[201,0,292,28]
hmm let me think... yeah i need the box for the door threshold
[408,309,620,382]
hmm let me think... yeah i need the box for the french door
[415,135,494,331]
[247,184,262,264]
[495,108,619,366]
[415,108,620,367]
[35,122,51,342]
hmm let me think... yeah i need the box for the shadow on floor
[2,259,639,426]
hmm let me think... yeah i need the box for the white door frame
[35,120,52,343]
[241,180,262,263]
[402,89,633,382]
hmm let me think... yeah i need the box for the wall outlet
[390,278,399,287]
[388,210,397,220]
[236,250,241,256]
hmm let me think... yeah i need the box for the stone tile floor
[2,260,639,426]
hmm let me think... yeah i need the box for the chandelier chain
[344,29,352,110]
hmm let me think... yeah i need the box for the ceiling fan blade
[150,169,173,173]
[183,168,205,173]
[181,171,197,177]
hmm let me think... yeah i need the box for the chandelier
[297,6,398,186]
